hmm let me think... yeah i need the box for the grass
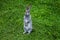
[0,0,60,40]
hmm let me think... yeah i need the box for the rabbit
[23,5,32,34]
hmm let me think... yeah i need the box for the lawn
[0,0,60,40]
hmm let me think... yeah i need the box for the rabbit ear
[25,4,32,15]
[26,7,29,10]
[26,4,32,10]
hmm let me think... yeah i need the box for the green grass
[0,0,60,40]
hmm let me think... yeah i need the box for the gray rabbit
[23,5,32,34]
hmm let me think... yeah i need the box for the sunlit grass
[0,0,60,40]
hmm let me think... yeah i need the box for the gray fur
[23,6,32,34]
